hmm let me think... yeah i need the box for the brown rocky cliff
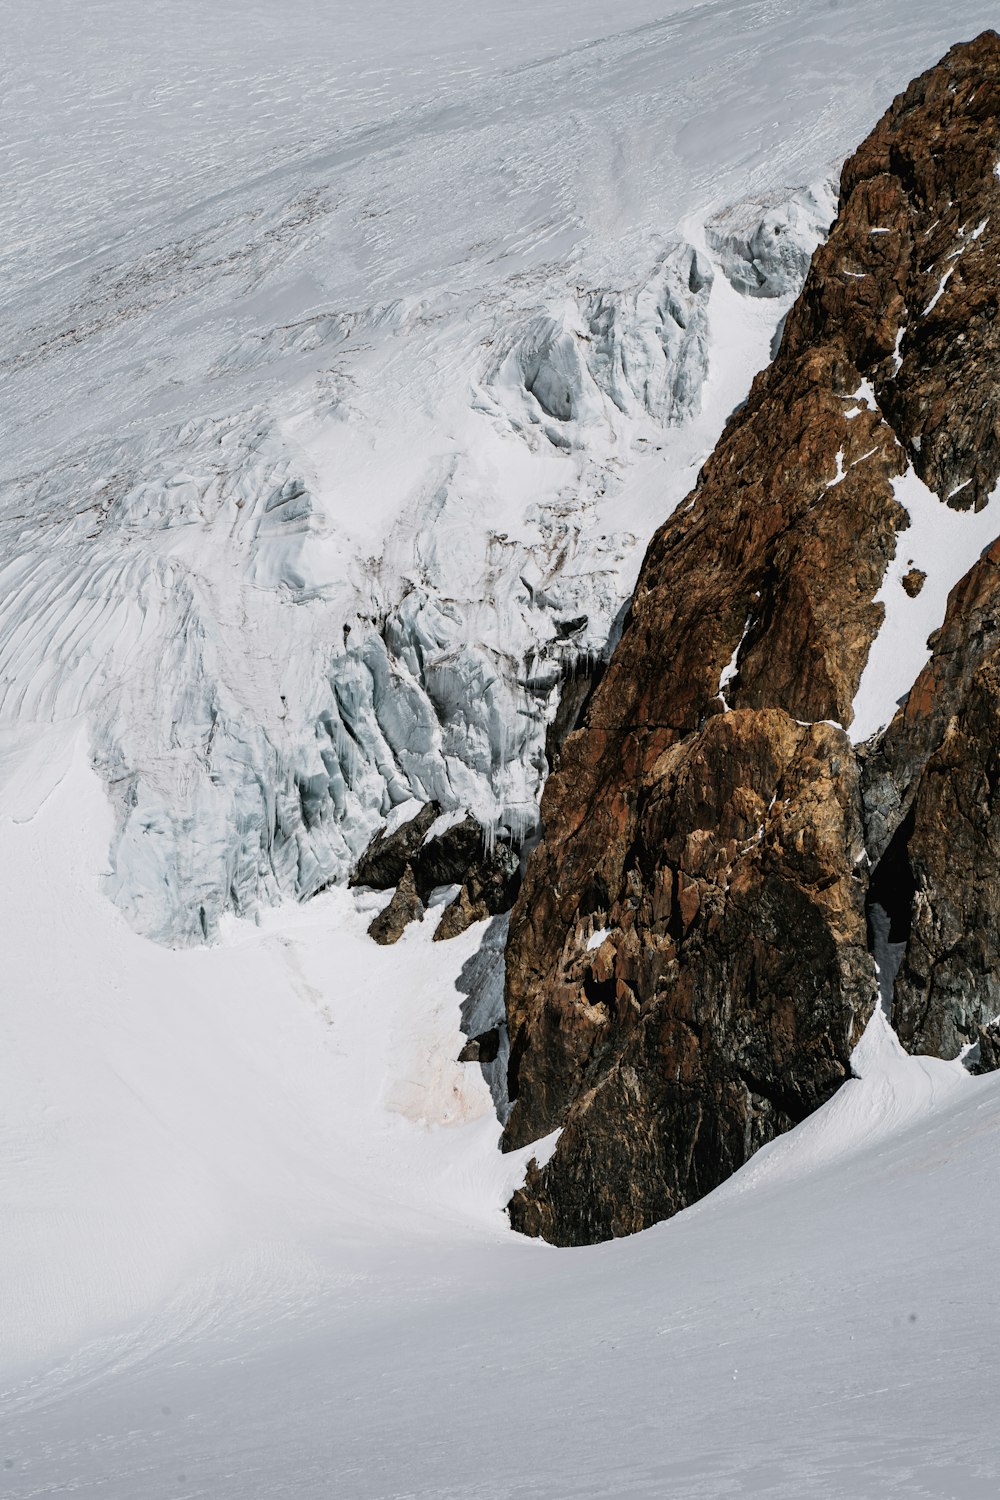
[863,536,1000,1060]
[502,31,1000,1244]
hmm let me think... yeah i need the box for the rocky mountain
[500,30,1000,1244]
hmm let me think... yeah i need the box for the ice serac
[706,179,839,300]
[503,31,1000,1244]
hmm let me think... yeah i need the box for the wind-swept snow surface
[6,1,1000,1496]
[3,734,1000,1498]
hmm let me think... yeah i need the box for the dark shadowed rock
[434,840,520,941]
[350,802,442,890]
[972,1020,1000,1074]
[353,805,521,943]
[368,865,425,945]
[458,1028,501,1065]
[411,816,483,895]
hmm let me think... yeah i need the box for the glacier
[5,0,1000,1495]
[2,3,850,945]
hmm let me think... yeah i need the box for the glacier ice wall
[706,178,839,299]
[477,244,714,449]
[1,0,844,946]
[0,395,636,943]
[0,183,830,944]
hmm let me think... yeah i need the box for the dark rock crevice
[864,805,916,1016]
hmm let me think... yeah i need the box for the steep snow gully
[4,2,1000,1497]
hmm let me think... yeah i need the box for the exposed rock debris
[351,803,521,944]
[501,30,1000,1244]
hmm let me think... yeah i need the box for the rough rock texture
[863,537,1000,1057]
[350,802,443,891]
[433,840,521,942]
[972,1019,1000,1074]
[352,805,521,943]
[502,31,1000,1244]
[508,711,872,1245]
[458,1028,501,1065]
[368,865,425,946]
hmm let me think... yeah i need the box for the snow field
[5,2,1000,1495]
[0,729,536,1375]
[3,727,1000,1499]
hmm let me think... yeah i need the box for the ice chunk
[706,178,838,299]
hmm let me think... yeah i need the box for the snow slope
[0,732,525,1369]
[6,2,1000,1495]
[2,730,1000,1498]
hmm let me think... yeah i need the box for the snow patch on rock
[851,468,1000,743]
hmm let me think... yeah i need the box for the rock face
[863,536,1000,1059]
[502,32,1000,1244]
[351,804,520,945]
[508,711,872,1245]
[368,864,426,946]
[433,840,520,942]
[351,802,443,891]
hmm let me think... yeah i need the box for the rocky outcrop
[433,840,520,942]
[502,32,1000,1244]
[508,711,872,1245]
[863,536,1000,1058]
[352,804,520,944]
[351,802,443,891]
[368,864,426,945]
[458,1028,500,1065]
